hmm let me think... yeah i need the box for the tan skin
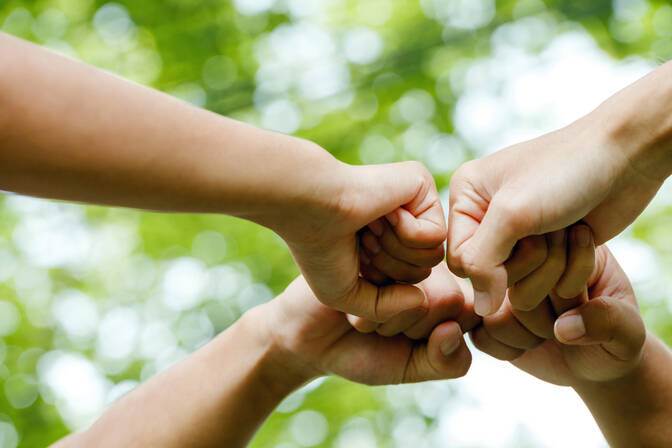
[52,264,479,448]
[446,59,672,316]
[473,240,672,447]
[0,32,446,325]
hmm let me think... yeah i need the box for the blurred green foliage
[0,0,671,447]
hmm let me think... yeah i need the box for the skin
[472,243,672,447]
[446,59,672,316]
[51,264,479,448]
[0,32,446,323]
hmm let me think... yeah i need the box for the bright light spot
[139,321,178,360]
[402,122,438,159]
[0,248,16,284]
[233,0,275,16]
[397,89,436,123]
[53,290,99,341]
[12,204,92,269]
[207,264,248,301]
[93,3,136,45]
[0,422,18,448]
[426,134,468,173]
[343,28,383,65]
[4,374,38,409]
[192,231,228,265]
[2,8,33,36]
[38,351,109,429]
[290,410,329,447]
[443,350,606,447]
[32,9,67,41]
[359,135,396,164]
[106,379,138,405]
[335,417,377,448]
[96,307,140,360]
[276,390,306,413]
[347,92,379,121]
[261,99,302,134]
[236,283,274,312]
[613,0,649,21]
[0,301,19,337]
[422,0,495,30]
[176,311,214,350]
[357,0,394,26]
[170,83,207,108]
[392,414,427,446]
[202,56,238,90]
[162,258,208,311]
[299,62,350,100]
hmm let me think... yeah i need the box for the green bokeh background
[0,0,671,446]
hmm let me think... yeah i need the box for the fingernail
[474,290,493,316]
[362,234,381,254]
[555,314,586,341]
[360,251,371,265]
[551,230,566,247]
[369,220,384,237]
[386,210,399,227]
[574,225,591,248]
[441,335,461,356]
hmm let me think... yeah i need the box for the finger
[508,230,567,311]
[375,219,445,268]
[377,302,429,337]
[554,224,595,299]
[363,237,432,284]
[470,325,525,361]
[453,276,482,332]
[403,321,472,382]
[405,263,465,339]
[482,299,544,350]
[359,248,391,286]
[386,205,447,249]
[504,235,548,286]
[346,314,379,333]
[548,289,585,318]
[338,279,427,323]
[357,161,441,225]
[510,298,556,339]
[454,194,529,317]
[554,296,646,361]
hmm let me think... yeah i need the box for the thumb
[403,321,472,382]
[457,195,527,317]
[554,296,646,362]
[338,279,427,323]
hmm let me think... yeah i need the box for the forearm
[573,334,672,447]
[592,59,672,182]
[64,308,312,448]
[0,33,342,232]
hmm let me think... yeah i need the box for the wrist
[250,135,351,242]
[235,304,320,397]
[591,62,672,183]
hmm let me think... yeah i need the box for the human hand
[280,158,447,325]
[250,262,478,386]
[471,244,646,386]
[446,92,667,316]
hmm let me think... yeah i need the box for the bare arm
[0,32,337,230]
[52,267,475,448]
[574,335,672,447]
[0,31,450,324]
